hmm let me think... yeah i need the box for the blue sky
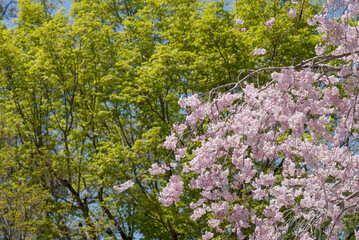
[2,0,72,28]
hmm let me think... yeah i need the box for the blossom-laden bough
[116,0,359,239]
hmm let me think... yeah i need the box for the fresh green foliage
[0,0,320,238]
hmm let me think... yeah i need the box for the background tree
[0,0,320,239]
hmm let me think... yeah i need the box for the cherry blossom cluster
[158,0,359,239]
[113,180,134,193]
[253,47,266,56]
[158,175,184,207]
[164,66,359,238]
[265,17,276,28]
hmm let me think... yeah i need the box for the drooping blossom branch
[157,0,359,239]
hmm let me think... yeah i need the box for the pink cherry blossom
[159,175,184,206]
[288,8,297,18]
[253,47,266,55]
[173,123,187,135]
[113,180,134,193]
[163,133,178,150]
[202,231,214,240]
[265,17,275,28]
[236,18,244,25]
[315,44,326,55]
[149,163,169,175]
